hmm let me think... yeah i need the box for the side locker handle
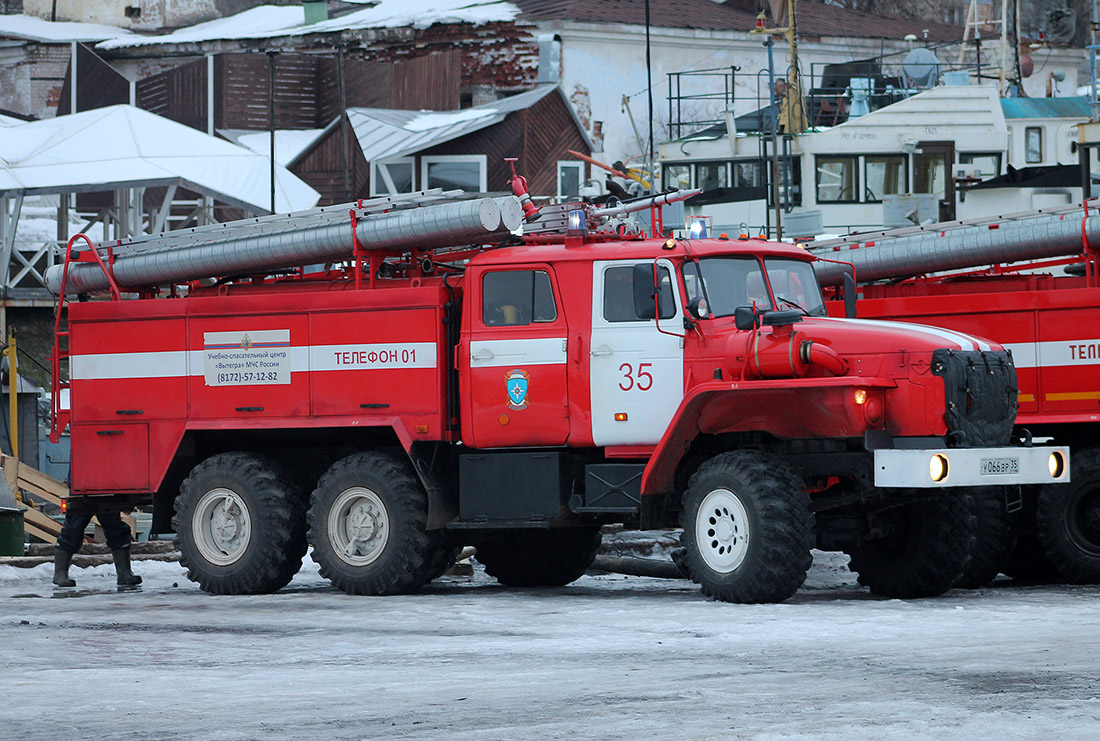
[590,344,613,357]
[472,348,495,361]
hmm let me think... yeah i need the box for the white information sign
[203,329,291,386]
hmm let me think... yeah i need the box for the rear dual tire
[174,452,307,595]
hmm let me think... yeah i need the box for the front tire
[475,528,602,587]
[308,451,444,595]
[846,495,971,599]
[956,487,1016,589]
[1036,447,1100,583]
[679,451,814,604]
[173,452,307,595]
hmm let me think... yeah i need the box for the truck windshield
[682,257,772,317]
[764,258,826,316]
[681,256,826,318]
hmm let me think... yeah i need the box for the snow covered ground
[1,551,1099,740]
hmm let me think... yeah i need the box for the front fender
[641,377,897,496]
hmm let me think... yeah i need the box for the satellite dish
[903,48,941,89]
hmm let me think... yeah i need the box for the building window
[664,164,691,190]
[1025,127,1043,163]
[482,270,557,326]
[557,161,584,199]
[959,152,1002,181]
[421,155,487,192]
[815,156,858,203]
[864,155,907,202]
[694,162,729,191]
[371,158,415,196]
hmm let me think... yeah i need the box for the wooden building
[291,85,594,205]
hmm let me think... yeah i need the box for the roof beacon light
[688,217,710,239]
[566,208,587,240]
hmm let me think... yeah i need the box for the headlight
[929,454,949,482]
[1049,451,1066,479]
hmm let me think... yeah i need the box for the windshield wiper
[776,295,809,315]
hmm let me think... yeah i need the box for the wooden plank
[22,507,60,544]
[1,455,19,502]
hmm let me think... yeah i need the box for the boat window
[695,162,729,191]
[1025,127,1043,164]
[664,164,691,190]
[959,152,1002,181]
[816,156,858,203]
[864,155,907,202]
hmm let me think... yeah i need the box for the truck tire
[173,452,307,595]
[846,495,971,599]
[308,451,443,595]
[955,487,1016,589]
[679,451,813,604]
[475,528,602,587]
[1002,532,1062,582]
[1035,447,1100,583]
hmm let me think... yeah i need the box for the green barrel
[0,510,25,556]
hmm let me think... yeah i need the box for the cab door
[461,266,570,448]
[589,259,685,446]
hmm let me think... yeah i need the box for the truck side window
[605,265,675,322]
[483,270,558,326]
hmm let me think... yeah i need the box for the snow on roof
[0,113,28,127]
[341,86,559,164]
[0,14,133,43]
[0,105,320,214]
[97,1,519,50]
[221,128,326,166]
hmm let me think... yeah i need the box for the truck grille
[931,349,1018,448]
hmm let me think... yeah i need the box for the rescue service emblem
[505,369,530,410]
[240,333,253,350]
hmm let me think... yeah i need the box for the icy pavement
[1,551,1099,741]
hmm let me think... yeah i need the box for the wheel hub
[329,487,390,566]
[695,488,750,574]
[193,488,252,566]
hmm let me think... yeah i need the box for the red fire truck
[813,202,1100,583]
[47,188,1067,603]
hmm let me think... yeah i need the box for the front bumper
[873,446,1070,488]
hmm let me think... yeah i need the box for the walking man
[53,511,142,587]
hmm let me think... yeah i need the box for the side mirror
[843,271,857,319]
[734,305,758,331]
[632,263,657,319]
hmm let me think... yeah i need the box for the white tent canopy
[0,105,320,214]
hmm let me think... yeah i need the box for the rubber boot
[112,548,142,587]
[52,549,76,587]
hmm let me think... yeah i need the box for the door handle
[590,344,613,357]
[472,349,495,361]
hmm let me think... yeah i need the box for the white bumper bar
[874,446,1070,488]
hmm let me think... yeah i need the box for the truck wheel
[1002,532,1062,582]
[679,451,813,604]
[846,495,971,599]
[173,453,307,595]
[308,451,443,595]
[956,487,1016,589]
[475,528,602,587]
[1036,447,1100,583]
